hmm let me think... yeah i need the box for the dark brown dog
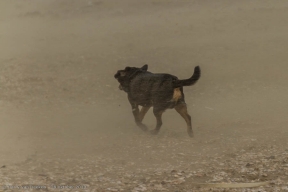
[114,64,201,137]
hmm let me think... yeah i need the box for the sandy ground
[1,0,288,191]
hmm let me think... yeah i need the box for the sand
[1,1,288,191]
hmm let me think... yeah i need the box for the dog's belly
[139,103,152,107]
[136,98,182,109]
[129,85,184,108]
[134,98,152,107]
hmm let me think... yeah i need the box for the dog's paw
[188,130,194,138]
[139,125,148,132]
[150,129,159,135]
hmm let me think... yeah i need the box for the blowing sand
[1,0,288,191]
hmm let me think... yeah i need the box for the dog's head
[114,64,148,91]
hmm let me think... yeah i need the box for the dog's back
[129,72,182,108]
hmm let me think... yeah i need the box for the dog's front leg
[139,106,151,122]
[131,104,148,132]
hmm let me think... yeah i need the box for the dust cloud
[1,0,288,191]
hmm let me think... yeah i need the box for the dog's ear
[141,64,148,71]
[124,67,131,71]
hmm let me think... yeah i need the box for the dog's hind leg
[131,105,148,132]
[150,108,164,135]
[139,106,151,122]
[174,103,193,137]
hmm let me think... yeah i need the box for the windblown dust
[1,1,288,191]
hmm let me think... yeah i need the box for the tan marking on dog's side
[172,88,182,102]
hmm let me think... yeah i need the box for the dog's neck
[127,70,145,79]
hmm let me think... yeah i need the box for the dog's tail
[173,66,201,87]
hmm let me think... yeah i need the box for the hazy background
[0,0,288,187]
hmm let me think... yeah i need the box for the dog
[114,64,201,137]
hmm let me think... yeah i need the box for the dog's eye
[120,71,126,76]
